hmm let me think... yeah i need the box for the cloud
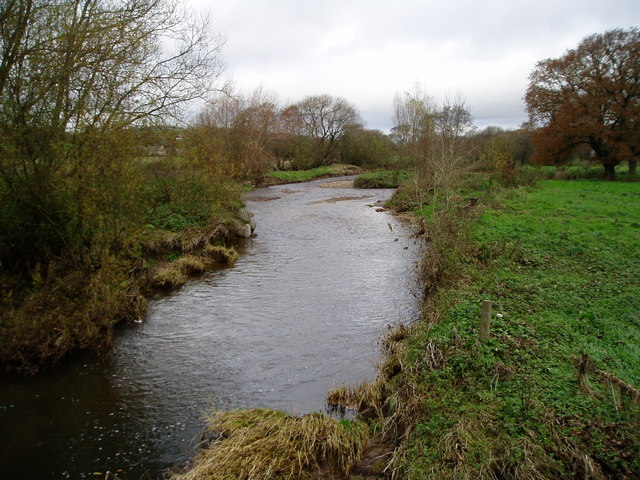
[192,0,640,131]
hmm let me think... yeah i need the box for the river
[0,177,421,479]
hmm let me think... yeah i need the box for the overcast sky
[191,0,640,132]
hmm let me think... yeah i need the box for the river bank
[351,178,640,479]
[174,176,640,480]
[0,177,421,479]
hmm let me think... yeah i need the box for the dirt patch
[280,188,298,194]
[349,434,395,478]
[319,180,355,189]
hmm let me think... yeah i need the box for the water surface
[0,177,421,479]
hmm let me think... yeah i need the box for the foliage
[392,84,476,206]
[0,0,239,371]
[525,28,640,180]
[471,127,534,169]
[192,87,279,180]
[0,0,224,271]
[291,94,363,165]
[339,126,396,168]
[353,170,411,189]
[0,255,146,373]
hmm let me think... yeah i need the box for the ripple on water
[0,177,422,480]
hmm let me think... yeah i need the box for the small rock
[236,223,252,238]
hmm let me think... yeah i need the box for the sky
[190,0,640,132]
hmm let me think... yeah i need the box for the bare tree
[293,94,363,165]
[391,85,475,206]
[194,86,279,178]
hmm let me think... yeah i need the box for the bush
[354,170,411,189]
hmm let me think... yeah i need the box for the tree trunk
[604,163,616,181]
[630,159,637,176]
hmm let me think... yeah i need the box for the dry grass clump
[150,255,210,289]
[149,245,238,290]
[150,264,189,289]
[171,408,369,480]
[379,323,411,353]
[203,244,239,265]
[0,257,146,373]
[327,380,387,419]
[173,255,207,274]
[141,221,235,256]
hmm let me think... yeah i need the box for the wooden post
[480,300,492,343]
[609,378,622,413]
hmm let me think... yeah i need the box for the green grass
[353,170,412,189]
[268,164,360,183]
[394,180,640,479]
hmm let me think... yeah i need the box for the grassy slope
[266,164,362,184]
[398,180,640,478]
[353,170,412,189]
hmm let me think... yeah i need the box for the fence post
[480,300,492,343]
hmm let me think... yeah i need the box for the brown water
[0,177,421,479]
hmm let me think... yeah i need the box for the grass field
[394,180,640,478]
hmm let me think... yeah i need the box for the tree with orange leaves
[524,28,639,180]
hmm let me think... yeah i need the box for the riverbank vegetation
[351,177,640,479]
[2,11,639,478]
[169,29,638,479]
[353,170,412,189]
[172,409,369,480]
[0,0,238,373]
[322,58,639,476]
[267,164,363,184]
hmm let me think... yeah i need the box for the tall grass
[172,409,369,480]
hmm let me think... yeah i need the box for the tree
[524,28,640,180]
[392,85,475,205]
[339,126,394,168]
[391,85,435,168]
[292,94,362,165]
[0,0,224,271]
[194,87,279,179]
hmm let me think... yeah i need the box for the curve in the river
[0,176,421,479]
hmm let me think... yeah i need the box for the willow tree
[524,28,640,180]
[0,0,224,271]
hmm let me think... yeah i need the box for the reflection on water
[0,177,421,479]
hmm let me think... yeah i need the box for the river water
[0,177,421,479]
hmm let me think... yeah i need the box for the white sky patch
[191,0,640,131]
